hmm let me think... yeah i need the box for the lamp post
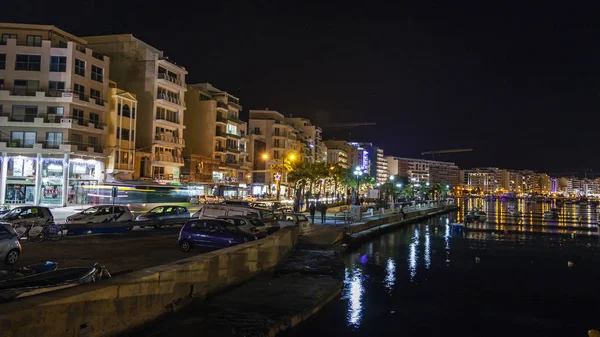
[265,152,295,201]
[353,166,363,206]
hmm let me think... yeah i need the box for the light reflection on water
[384,258,396,292]
[424,226,431,269]
[408,228,419,281]
[343,268,364,327]
[444,224,451,264]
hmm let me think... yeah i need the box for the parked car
[193,204,280,229]
[0,223,21,265]
[178,219,257,252]
[217,216,270,238]
[135,206,190,229]
[276,213,311,234]
[65,205,133,224]
[223,200,252,207]
[0,205,10,216]
[0,206,54,227]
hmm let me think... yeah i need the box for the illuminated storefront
[5,156,36,204]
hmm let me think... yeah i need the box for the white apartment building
[0,23,111,206]
[327,148,349,168]
[84,34,187,184]
[184,83,251,197]
[393,157,460,186]
[249,109,301,196]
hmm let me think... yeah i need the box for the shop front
[5,156,36,204]
[69,159,103,205]
[40,158,66,205]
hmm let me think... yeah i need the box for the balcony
[226,130,241,138]
[154,133,185,146]
[157,72,184,88]
[0,113,107,134]
[216,115,227,124]
[227,115,243,125]
[248,129,262,135]
[215,129,226,138]
[156,93,185,109]
[215,146,226,153]
[216,101,227,110]
[151,153,184,166]
[226,146,240,153]
[0,139,103,154]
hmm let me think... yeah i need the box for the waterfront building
[324,140,352,169]
[354,143,387,184]
[392,157,459,186]
[463,168,503,194]
[386,156,398,176]
[105,81,137,181]
[249,109,301,196]
[0,23,111,206]
[183,83,251,197]
[84,34,187,184]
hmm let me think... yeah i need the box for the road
[10,226,212,275]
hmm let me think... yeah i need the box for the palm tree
[328,164,346,202]
[311,162,330,202]
[288,161,311,211]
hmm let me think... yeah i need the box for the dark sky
[3,1,599,176]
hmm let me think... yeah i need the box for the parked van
[192,204,279,230]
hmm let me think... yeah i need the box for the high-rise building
[463,168,503,194]
[352,143,387,183]
[249,109,301,196]
[84,34,187,184]
[0,23,111,206]
[105,81,137,181]
[324,140,353,169]
[183,83,251,197]
[392,157,459,186]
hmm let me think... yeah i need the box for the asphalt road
[6,226,212,275]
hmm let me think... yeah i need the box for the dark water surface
[283,212,600,337]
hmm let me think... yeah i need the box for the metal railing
[45,89,107,106]
[158,73,183,86]
[157,93,185,107]
[154,133,184,145]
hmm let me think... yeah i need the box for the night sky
[3,1,599,176]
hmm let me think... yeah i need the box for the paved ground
[6,227,211,274]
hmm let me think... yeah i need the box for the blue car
[178,219,257,252]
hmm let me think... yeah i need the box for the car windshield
[1,208,23,217]
[260,210,274,220]
[150,207,165,214]
[83,207,100,215]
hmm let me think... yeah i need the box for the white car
[277,213,311,234]
[0,223,21,265]
[65,205,133,224]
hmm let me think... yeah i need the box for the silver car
[135,206,190,229]
[0,223,21,265]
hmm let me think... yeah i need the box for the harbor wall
[0,226,298,337]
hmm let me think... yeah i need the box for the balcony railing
[0,112,106,129]
[157,93,185,107]
[216,115,227,123]
[153,174,174,181]
[154,133,185,145]
[45,89,107,106]
[158,72,183,87]
[216,101,227,109]
[216,129,225,137]
[226,146,240,153]
[215,146,225,152]
[152,153,184,164]
[226,130,241,137]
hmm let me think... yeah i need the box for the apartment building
[0,23,110,206]
[184,83,251,197]
[84,34,187,183]
[462,168,503,194]
[105,80,137,181]
[387,156,398,176]
[393,157,459,186]
[284,117,326,163]
[324,140,354,169]
[249,109,300,196]
[354,143,387,183]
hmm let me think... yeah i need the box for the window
[48,81,65,96]
[89,112,99,127]
[274,139,280,148]
[15,54,41,71]
[11,105,37,122]
[0,34,17,44]
[117,103,121,115]
[11,131,36,148]
[91,65,103,82]
[74,59,85,76]
[90,88,101,99]
[88,136,98,150]
[26,35,42,47]
[73,109,84,126]
[253,127,260,135]
[13,80,39,96]
[120,151,131,165]
[49,56,66,72]
[116,127,120,139]
[72,134,83,149]
[131,107,135,119]
[74,83,85,100]
[274,150,280,159]
[274,128,280,136]
[0,54,5,70]
[131,130,135,140]
[46,132,62,149]
[47,107,64,121]
[121,128,130,141]
[122,104,130,117]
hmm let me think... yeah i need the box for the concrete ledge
[0,226,298,337]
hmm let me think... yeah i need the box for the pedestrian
[309,202,316,224]
[300,200,305,212]
[320,202,328,223]
[360,196,364,205]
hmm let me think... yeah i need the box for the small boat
[0,261,58,281]
[0,263,111,302]
[465,210,487,222]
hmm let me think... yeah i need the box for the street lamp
[389,175,395,181]
[353,166,363,205]
[275,152,296,201]
[396,183,402,188]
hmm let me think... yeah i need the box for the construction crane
[421,148,473,160]
[320,122,376,128]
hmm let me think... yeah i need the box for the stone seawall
[0,226,298,337]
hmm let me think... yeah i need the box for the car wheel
[179,240,191,252]
[5,249,20,265]
[139,225,145,228]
